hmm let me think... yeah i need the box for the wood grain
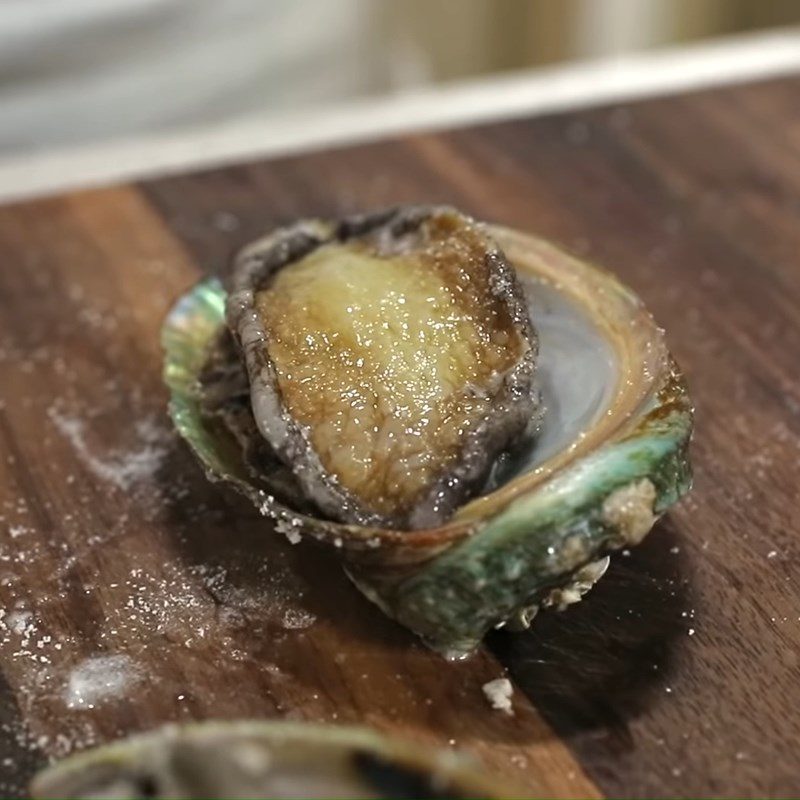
[1,74,800,798]
[0,187,596,798]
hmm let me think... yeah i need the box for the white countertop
[2,28,799,204]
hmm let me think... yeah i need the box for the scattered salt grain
[482,678,514,715]
[49,408,167,491]
[64,654,141,710]
[281,608,316,630]
[213,211,240,232]
[285,529,302,545]
[275,518,302,545]
[7,610,32,635]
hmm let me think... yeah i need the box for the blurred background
[1,0,799,155]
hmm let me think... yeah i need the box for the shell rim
[31,719,517,799]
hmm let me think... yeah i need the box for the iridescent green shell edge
[162,278,260,497]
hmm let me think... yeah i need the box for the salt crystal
[49,408,167,491]
[281,608,316,630]
[7,610,32,635]
[64,654,140,710]
[285,529,301,545]
[275,518,302,545]
[213,211,240,232]
[482,678,514,715]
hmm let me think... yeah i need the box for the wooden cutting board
[2,74,800,798]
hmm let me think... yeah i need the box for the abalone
[32,721,519,799]
[162,211,693,657]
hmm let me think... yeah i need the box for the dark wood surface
[1,75,800,798]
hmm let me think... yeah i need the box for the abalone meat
[222,206,539,530]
